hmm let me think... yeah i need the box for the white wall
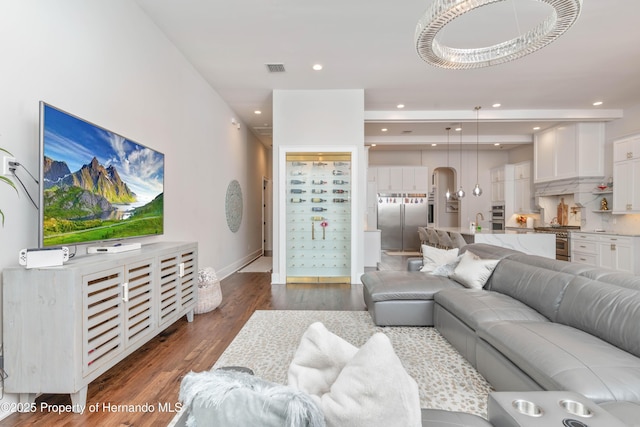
[0,0,268,410]
[272,90,365,284]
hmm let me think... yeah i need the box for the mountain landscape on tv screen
[43,155,163,246]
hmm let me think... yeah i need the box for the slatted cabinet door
[158,253,181,327]
[124,258,156,348]
[179,249,197,316]
[82,267,125,378]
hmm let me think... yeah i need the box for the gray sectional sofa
[360,243,640,425]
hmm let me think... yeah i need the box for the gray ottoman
[361,270,462,326]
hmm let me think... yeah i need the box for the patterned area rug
[212,310,493,418]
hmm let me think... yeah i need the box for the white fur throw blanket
[180,369,325,427]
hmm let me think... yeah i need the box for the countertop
[570,230,640,237]
[435,227,536,236]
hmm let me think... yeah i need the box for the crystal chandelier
[472,106,483,197]
[415,0,583,69]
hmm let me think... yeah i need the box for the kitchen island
[436,227,555,259]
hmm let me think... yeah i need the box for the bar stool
[436,229,454,249]
[418,227,429,246]
[427,228,440,247]
[449,231,467,249]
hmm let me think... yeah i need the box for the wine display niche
[286,152,351,284]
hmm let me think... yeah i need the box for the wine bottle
[313,161,328,166]
[312,180,327,185]
[291,161,307,166]
[291,189,306,194]
[291,179,306,184]
[333,161,349,166]
[311,216,324,221]
[291,170,304,176]
[333,198,349,203]
[333,180,348,185]
[332,170,345,176]
[311,207,327,212]
[332,189,348,194]
[311,189,326,194]
[311,198,326,203]
[290,198,306,203]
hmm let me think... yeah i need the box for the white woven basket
[195,267,222,314]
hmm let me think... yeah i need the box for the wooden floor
[0,271,368,427]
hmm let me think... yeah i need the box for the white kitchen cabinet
[490,166,506,203]
[613,135,640,213]
[534,123,605,183]
[376,167,403,192]
[571,232,638,274]
[410,167,430,191]
[2,242,198,410]
[369,166,429,193]
[513,161,533,213]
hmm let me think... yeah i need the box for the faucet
[475,212,484,228]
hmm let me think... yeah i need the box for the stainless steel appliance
[378,193,428,251]
[491,204,505,231]
[534,226,580,261]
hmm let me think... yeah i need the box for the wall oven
[491,204,505,231]
[427,192,435,226]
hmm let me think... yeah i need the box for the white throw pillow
[420,245,459,273]
[450,250,500,289]
[316,333,421,427]
[288,322,358,396]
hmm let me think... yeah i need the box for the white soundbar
[87,242,142,254]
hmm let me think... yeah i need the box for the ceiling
[134,0,640,150]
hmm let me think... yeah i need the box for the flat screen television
[39,102,164,248]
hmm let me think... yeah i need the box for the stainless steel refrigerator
[377,194,428,251]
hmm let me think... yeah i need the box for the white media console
[2,241,198,411]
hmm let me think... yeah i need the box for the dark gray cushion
[435,288,548,331]
[478,321,640,403]
[361,271,461,302]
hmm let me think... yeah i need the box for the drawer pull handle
[580,258,586,261]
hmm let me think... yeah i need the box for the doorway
[262,177,273,256]
[433,167,459,227]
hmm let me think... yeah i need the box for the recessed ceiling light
[381,128,388,132]
[431,143,437,147]
[533,126,541,130]
[494,143,501,146]
[312,64,323,71]
[371,144,377,147]
[397,104,405,109]
[492,103,501,108]
[455,127,462,131]
[593,101,603,106]
[254,110,262,115]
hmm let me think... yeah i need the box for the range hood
[534,177,604,208]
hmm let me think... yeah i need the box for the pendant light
[456,126,465,199]
[472,106,483,197]
[445,127,451,201]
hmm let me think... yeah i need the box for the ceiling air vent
[266,63,286,73]
[402,130,413,134]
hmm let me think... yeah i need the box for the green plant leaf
[0,147,13,156]
[0,175,17,192]
[0,209,4,227]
